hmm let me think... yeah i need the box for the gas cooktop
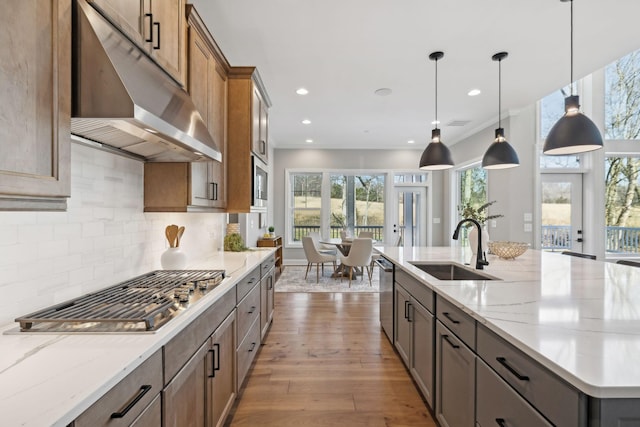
[14,270,225,333]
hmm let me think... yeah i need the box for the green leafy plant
[268,226,275,233]
[224,233,249,252]
[458,200,503,226]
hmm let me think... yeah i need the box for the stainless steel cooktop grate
[15,270,225,332]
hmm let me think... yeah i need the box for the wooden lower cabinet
[435,320,475,427]
[73,350,163,427]
[163,341,208,427]
[260,266,275,340]
[208,311,237,427]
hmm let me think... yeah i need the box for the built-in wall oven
[252,155,268,208]
[376,256,394,342]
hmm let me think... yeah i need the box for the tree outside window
[604,50,640,254]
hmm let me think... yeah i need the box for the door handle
[153,22,161,50]
[144,13,153,42]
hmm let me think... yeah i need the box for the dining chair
[358,231,374,238]
[302,236,337,283]
[307,232,337,255]
[339,238,373,287]
[562,251,596,260]
[616,259,640,268]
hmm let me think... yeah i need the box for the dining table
[320,238,376,278]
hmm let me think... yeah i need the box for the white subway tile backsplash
[0,142,225,326]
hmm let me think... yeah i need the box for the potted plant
[268,226,275,238]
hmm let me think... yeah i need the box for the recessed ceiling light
[374,88,392,96]
[468,89,481,96]
[407,140,415,144]
[305,139,313,143]
[296,88,309,95]
[302,119,311,125]
[431,120,440,125]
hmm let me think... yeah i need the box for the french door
[389,186,427,247]
[540,174,583,253]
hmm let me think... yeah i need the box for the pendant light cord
[570,0,574,95]
[498,57,502,128]
[434,57,438,130]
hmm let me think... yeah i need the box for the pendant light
[419,51,454,170]
[482,52,520,169]
[543,0,603,155]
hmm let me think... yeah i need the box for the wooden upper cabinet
[0,0,71,210]
[143,5,228,212]
[227,67,271,213]
[87,0,186,85]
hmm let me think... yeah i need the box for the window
[605,157,640,255]
[290,173,322,242]
[286,171,386,244]
[329,174,385,240]
[605,50,640,140]
[456,164,487,243]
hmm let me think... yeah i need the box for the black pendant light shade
[543,0,603,155]
[482,51,519,169]
[419,51,454,170]
[543,95,603,155]
[482,128,520,169]
[420,129,454,170]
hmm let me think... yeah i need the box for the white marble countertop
[0,249,274,427]
[376,246,640,399]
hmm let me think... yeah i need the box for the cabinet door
[0,0,71,205]
[149,0,185,84]
[207,311,236,427]
[87,0,144,44]
[163,340,207,427]
[476,359,552,427]
[410,298,434,409]
[209,60,227,208]
[394,284,411,366]
[190,162,213,207]
[260,267,275,339]
[436,321,475,427]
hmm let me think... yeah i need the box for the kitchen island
[377,246,640,426]
[0,249,275,427]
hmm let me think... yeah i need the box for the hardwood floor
[225,292,436,426]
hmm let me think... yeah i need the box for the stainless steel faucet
[453,218,489,270]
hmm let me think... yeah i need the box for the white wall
[0,143,226,326]
[272,148,445,262]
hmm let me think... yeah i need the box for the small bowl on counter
[488,241,529,260]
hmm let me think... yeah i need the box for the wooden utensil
[176,226,185,247]
[165,224,179,248]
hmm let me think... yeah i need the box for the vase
[468,226,490,256]
[161,247,187,270]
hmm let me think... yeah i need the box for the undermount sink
[409,262,499,281]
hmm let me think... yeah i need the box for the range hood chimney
[71,0,221,162]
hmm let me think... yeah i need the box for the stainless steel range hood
[71,0,221,162]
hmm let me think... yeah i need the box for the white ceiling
[192,0,640,150]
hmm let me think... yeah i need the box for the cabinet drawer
[477,324,583,427]
[477,358,552,427]
[237,282,260,342]
[237,315,261,388]
[436,296,475,349]
[395,268,434,313]
[163,287,236,385]
[236,267,260,302]
[130,392,161,426]
[74,349,162,427]
[261,254,275,278]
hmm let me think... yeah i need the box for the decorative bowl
[488,241,529,260]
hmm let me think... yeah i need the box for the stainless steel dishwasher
[376,256,394,343]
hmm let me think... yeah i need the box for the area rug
[276,265,380,292]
